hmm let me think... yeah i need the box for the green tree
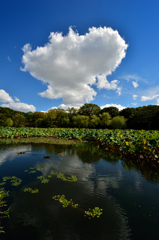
[119,107,136,119]
[89,115,100,128]
[55,109,70,127]
[99,112,111,128]
[13,113,26,127]
[0,113,7,126]
[5,118,13,127]
[100,107,119,118]
[127,105,159,130]
[31,112,46,127]
[45,109,57,128]
[72,115,89,128]
[110,116,127,129]
[78,103,101,116]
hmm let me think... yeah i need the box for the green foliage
[119,107,136,118]
[127,105,159,130]
[99,112,111,128]
[0,176,22,186]
[84,207,103,218]
[110,116,127,129]
[5,118,13,127]
[100,107,119,118]
[72,115,89,128]
[13,113,26,127]
[89,115,100,128]
[0,188,10,233]
[78,103,101,116]
[56,172,78,182]
[23,188,39,193]
[37,176,49,183]
[52,195,79,208]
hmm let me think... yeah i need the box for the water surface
[0,143,159,240]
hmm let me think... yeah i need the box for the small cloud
[14,96,20,102]
[120,74,142,82]
[100,103,126,111]
[116,86,122,96]
[133,95,137,100]
[140,95,159,101]
[131,103,138,106]
[0,89,14,102]
[7,56,11,61]
[132,81,139,88]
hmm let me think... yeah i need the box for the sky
[0,0,159,113]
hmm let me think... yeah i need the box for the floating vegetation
[37,176,49,183]
[50,170,57,175]
[11,178,22,186]
[84,207,103,218]
[36,167,43,172]
[0,182,6,186]
[24,167,78,184]
[29,170,36,174]
[1,176,22,187]
[52,195,79,208]
[0,188,10,234]
[24,167,43,174]
[56,172,78,182]
[23,188,39,193]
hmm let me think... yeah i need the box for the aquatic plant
[1,176,22,187]
[55,172,78,182]
[84,207,103,218]
[52,194,79,208]
[0,188,10,233]
[23,188,39,193]
[36,167,43,172]
[29,170,36,174]
[37,176,49,183]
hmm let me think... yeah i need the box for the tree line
[0,104,159,130]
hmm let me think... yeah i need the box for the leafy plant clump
[0,188,10,233]
[37,176,49,183]
[56,172,78,182]
[0,176,22,187]
[23,188,39,193]
[52,195,79,208]
[84,207,103,218]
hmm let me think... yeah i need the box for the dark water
[0,142,159,240]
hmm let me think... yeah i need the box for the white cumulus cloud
[21,26,128,107]
[140,95,159,101]
[0,89,36,112]
[0,89,14,102]
[100,103,126,111]
[2,102,36,112]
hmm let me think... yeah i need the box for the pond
[0,142,159,240]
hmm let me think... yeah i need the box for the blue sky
[0,0,159,112]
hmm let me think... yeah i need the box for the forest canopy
[0,104,159,130]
